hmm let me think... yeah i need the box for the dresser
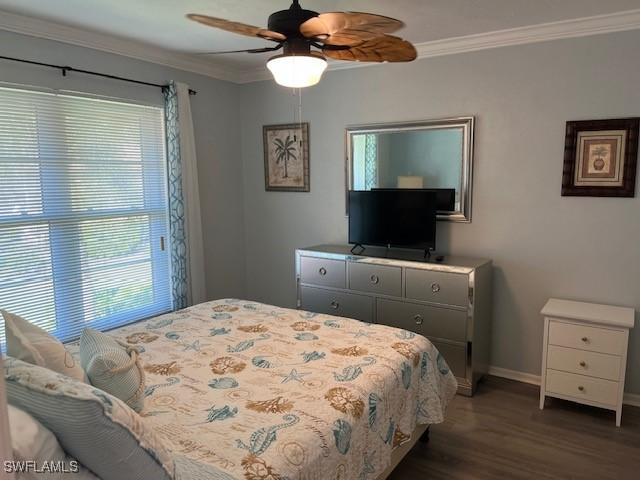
[539,298,635,426]
[295,245,492,396]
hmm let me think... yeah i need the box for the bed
[71,298,458,479]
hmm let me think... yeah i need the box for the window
[0,86,171,342]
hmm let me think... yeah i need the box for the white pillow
[8,403,67,479]
[2,310,85,381]
[7,404,99,480]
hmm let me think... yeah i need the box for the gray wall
[0,30,246,301]
[3,28,639,394]
[239,30,640,393]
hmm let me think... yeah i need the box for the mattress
[94,299,457,479]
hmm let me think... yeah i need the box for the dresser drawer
[349,262,402,297]
[432,340,467,378]
[547,345,621,381]
[405,268,469,307]
[299,286,373,322]
[376,298,467,342]
[300,256,346,289]
[548,320,626,355]
[546,369,619,407]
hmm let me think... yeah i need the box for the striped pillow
[80,329,145,412]
[4,357,173,480]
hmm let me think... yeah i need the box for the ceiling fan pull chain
[291,87,298,140]
[290,88,303,141]
[298,88,303,143]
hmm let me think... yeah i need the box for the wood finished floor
[389,376,640,480]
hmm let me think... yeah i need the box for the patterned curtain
[364,134,378,189]
[164,83,188,310]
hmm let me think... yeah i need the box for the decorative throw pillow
[79,328,145,412]
[2,310,85,381]
[4,357,174,480]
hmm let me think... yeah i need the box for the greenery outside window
[0,85,171,342]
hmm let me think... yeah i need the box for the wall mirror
[346,117,474,222]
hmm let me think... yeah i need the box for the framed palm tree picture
[263,123,310,192]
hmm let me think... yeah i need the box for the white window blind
[0,86,171,343]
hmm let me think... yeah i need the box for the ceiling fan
[187,0,417,88]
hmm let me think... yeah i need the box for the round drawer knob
[319,267,327,276]
[431,283,441,293]
[330,301,339,309]
[579,361,586,367]
[578,385,585,392]
[414,314,424,325]
[581,336,589,343]
[370,274,380,285]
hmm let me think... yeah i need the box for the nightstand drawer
[349,262,402,297]
[299,286,373,322]
[376,298,467,342]
[546,369,619,407]
[548,320,626,355]
[300,256,346,289]
[405,268,468,307]
[547,345,621,381]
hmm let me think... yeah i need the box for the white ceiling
[1,0,640,76]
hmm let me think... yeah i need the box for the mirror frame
[345,116,475,222]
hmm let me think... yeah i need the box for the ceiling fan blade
[187,14,286,42]
[300,12,404,46]
[323,35,417,62]
[197,45,283,55]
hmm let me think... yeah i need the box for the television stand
[295,244,493,396]
[350,243,365,255]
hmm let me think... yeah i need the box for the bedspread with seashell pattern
[91,299,457,480]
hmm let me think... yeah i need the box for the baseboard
[623,392,640,407]
[487,365,640,407]
[488,366,541,386]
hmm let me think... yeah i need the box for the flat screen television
[372,188,455,212]
[348,190,437,253]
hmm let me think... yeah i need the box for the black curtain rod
[0,55,197,95]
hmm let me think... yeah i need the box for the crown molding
[0,10,240,83]
[1,8,640,85]
[235,8,640,83]
[413,7,640,59]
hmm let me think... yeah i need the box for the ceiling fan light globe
[266,53,327,88]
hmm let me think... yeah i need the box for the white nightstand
[539,298,635,427]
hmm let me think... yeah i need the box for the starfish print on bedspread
[280,368,310,384]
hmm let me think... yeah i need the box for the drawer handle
[579,361,587,367]
[330,301,339,309]
[431,282,441,293]
[581,336,589,343]
[414,314,424,325]
[578,385,585,392]
[370,274,380,285]
[319,267,327,276]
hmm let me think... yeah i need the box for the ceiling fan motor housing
[268,2,319,40]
